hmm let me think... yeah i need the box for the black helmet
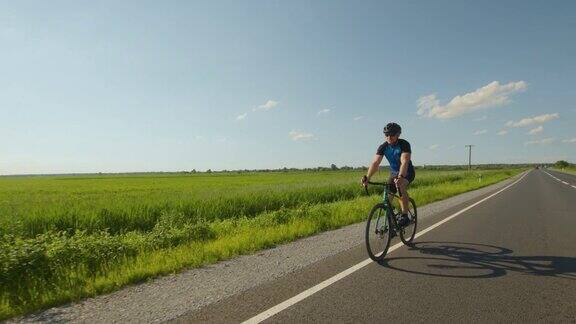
[383,122,401,136]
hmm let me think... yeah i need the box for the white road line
[242,171,530,324]
[543,171,576,188]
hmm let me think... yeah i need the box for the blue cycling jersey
[376,139,415,179]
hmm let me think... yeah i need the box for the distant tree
[206,169,212,173]
[555,160,569,168]
[330,163,339,171]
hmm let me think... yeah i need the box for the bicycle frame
[364,180,418,260]
[366,181,401,231]
[366,181,401,209]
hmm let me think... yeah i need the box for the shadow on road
[378,241,576,280]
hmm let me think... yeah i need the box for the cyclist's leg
[398,174,415,214]
[400,173,416,214]
[396,177,410,214]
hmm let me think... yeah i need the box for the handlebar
[363,180,401,197]
[363,180,387,195]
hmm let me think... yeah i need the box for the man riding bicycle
[361,122,415,227]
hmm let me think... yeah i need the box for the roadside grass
[551,167,576,176]
[0,170,480,238]
[0,169,522,319]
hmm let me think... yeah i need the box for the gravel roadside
[9,173,524,324]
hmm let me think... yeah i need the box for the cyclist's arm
[399,152,411,177]
[366,154,384,180]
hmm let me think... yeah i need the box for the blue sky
[1,1,575,174]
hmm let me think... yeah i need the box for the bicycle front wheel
[399,198,417,245]
[365,203,392,261]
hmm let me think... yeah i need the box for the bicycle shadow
[378,241,576,280]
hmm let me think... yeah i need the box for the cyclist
[361,122,415,227]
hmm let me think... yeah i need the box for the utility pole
[465,145,474,170]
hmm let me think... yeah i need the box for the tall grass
[0,168,523,319]
[1,170,475,237]
[552,167,576,175]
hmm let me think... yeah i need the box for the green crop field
[0,168,523,319]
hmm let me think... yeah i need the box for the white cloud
[429,144,439,150]
[253,100,279,111]
[527,125,543,135]
[236,113,247,121]
[446,145,456,150]
[289,130,314,141]
[417,81,527,119]
[506,113,559,127]
[497,130,508,136]
[474,129,487,135]
[474,115,488,121]
[353,116,364,121]
[562,138,576,143]
[317,108,331,116]
[524,138,555,146]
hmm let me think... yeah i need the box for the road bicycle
[364,180,417,261]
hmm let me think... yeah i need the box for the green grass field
[552,167,576,175]
[0,168,523,319]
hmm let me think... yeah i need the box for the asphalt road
[175,169,576,323]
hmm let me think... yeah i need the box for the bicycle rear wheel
[399,198,417,245]
[365,203,392,261]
